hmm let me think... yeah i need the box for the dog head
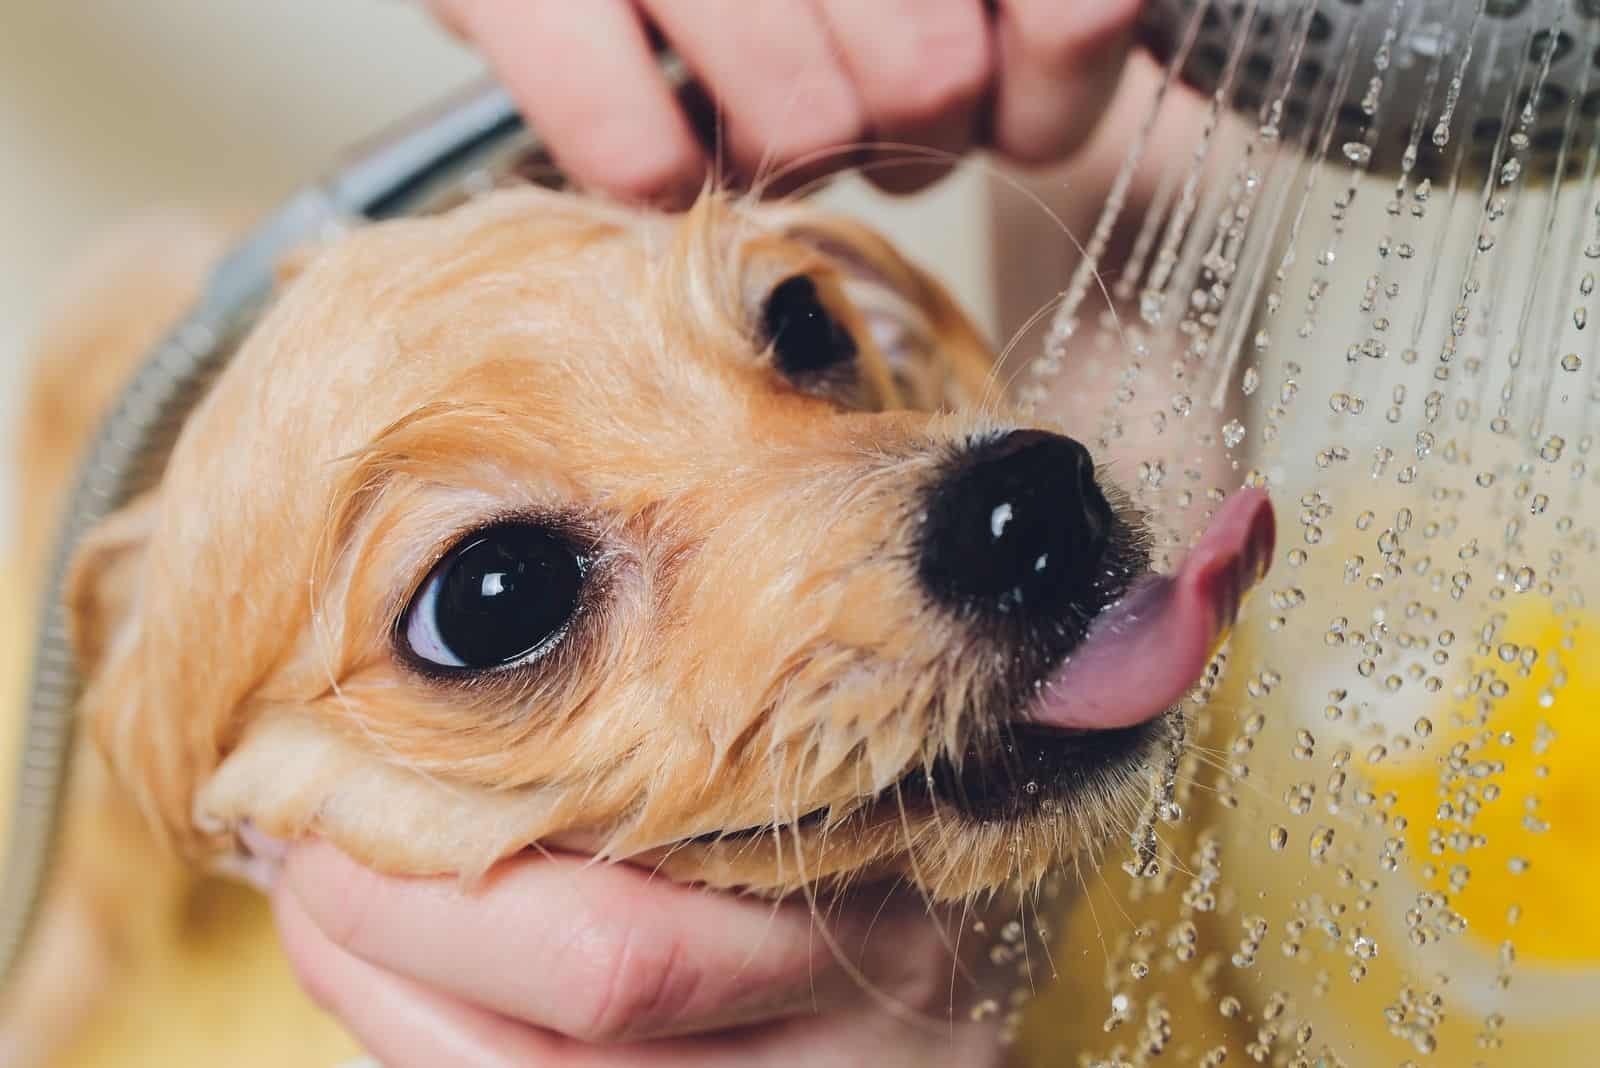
[67,186,1230,900]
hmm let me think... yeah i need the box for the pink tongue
[1027,487,1276,731]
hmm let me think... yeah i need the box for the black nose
[918,430,1115,619]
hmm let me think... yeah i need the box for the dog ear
[774,211,996,410]
[65,493,157,676]
[63,493,195,846]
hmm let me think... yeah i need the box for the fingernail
[238,821,290,864]
[229,821,291,892]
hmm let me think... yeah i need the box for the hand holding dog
[274,841,1014,1067]
[427,0,1140,200]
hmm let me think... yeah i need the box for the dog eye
[763,275,857,377]
[401,522,585,670]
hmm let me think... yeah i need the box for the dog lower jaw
[196,712,1169,905]
[647,782,1143,903]
[660,710,1173,902]
[919,713,1173,822]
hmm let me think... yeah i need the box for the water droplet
[1268,825,1288,851]
[1139,291,1162,324]
[1563,353,1584,372]
[1343,142,1373,165]
[1222,419,1246,449]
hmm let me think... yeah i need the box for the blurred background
[0,2,466,543]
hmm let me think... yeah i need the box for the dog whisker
[1072,854,1113,978]
[774,144,969,207]
[890,781,968,978]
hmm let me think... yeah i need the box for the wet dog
[4,187,1272,1063]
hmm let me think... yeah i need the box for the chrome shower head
[1137,0,1597,179]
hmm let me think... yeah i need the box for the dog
[3,185,1273,1065]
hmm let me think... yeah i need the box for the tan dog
[4,186,1272,1065]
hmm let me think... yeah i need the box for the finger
[275,882,561,1068]
[279,883,1005,1068]
[811,0,993,193]
[422,0,473,41]
[990,0,1140,166]
[280,841,962,1044]
[639,0,865,193]
[429,0,706,205]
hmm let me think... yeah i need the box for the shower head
[1137,0,1597,179]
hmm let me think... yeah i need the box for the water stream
[1017,2,1600,1063]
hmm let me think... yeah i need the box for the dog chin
[199,706,1167,904]
[647,714,1173,902]
[642,720,1170,901]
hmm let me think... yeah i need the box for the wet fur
[3,187,1157,1063]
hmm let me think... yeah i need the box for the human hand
[427,0,1141,201]
[269,840,1024,1067]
